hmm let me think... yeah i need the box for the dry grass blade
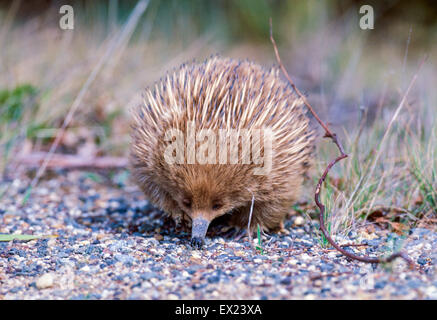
[247,193,255,245]
[345,55,429,213]
[16,152,128,169]
[28,0,150,191]
[0,0,21,47]
[0,233,57,242]
[269,18,425,268]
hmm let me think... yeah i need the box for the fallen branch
[355,205,413,217]
[270,18,422,269]
[16,152,128,169]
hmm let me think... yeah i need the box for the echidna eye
[182,198,192,209]
[212,203,222,211]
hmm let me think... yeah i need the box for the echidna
[130,56,314,248]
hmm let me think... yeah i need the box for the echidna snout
[179,173,243,248]
[191,218,209,249]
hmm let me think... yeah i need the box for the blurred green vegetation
[0,84,37,125]
[0,84,45,170]
[1,0,437,45]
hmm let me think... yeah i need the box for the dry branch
[269,18,422,268]
[16,152,128,169]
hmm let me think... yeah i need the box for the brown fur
[130,56,314,236]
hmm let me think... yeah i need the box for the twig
[16,152,128,169]
[0,0,21,48]
[269,19,345,155]
[269,18,422,269]
[247,193,255,244]
[354,205,418,221]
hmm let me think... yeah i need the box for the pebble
[0,171,435,300]
[36,273,54,289]
[294,216,305,226]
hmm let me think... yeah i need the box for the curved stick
[270,18,418,269]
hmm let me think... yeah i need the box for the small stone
[208,276,220,284]
[96,234,106,240]
[154,234,163,241]
[313,280,322,287]
[280,277,292,285]
[294,216,305,226]
[374,281,387,290]
[191,251,201,259]
[81,265,91,272]
[47,238,57,247]
[417,256,428,266]
[36,273,54,289]
[189,256,202,264]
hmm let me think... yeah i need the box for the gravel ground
[0,169,436,300]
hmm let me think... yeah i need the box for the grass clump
[255,224,264,254]
[0,83,42,171]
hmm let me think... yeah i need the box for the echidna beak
[191,218,210,249]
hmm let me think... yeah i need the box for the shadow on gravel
[72,196,242,245]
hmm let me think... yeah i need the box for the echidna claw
[191,237,204,249]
